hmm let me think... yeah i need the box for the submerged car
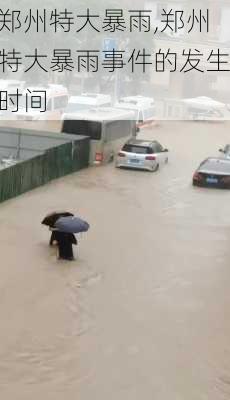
[116,139,169,172]
[193,157,230,188]
[219,144,230,159]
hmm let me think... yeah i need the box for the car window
[122,144,149,154]
[154,142,163,153]
[147,146,154,154]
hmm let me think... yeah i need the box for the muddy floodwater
[1,121,230,399]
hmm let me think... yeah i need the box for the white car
[116,139,169,172]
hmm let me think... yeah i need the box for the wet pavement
[0,121,230,399]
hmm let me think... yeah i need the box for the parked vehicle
[15,84,69,120]
[115,96,155,128]
[219,144,230,159]
[182,97,227,121]
[61,107,136,165]
[116,138,169,172]
[193,157,230,188]
[63,93,112,117]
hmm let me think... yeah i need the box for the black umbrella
[42,211,74,227]
[55,216,90,234]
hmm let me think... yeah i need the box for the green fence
[0,137,90,203]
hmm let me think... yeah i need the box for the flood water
[0,121,230,399]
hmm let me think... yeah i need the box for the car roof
[202,157,230,163]
[124,139,159,147]
[199,157,230,172]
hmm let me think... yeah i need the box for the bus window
[62,119,102,140]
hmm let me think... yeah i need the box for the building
[143,0,230,106]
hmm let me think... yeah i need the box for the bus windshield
[62,119,102,140]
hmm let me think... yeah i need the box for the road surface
[0,121,230,400]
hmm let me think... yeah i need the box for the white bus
[182,97,227,121]
[61,107,136,165]
[63,93,112,117]
[115,96,156,128]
